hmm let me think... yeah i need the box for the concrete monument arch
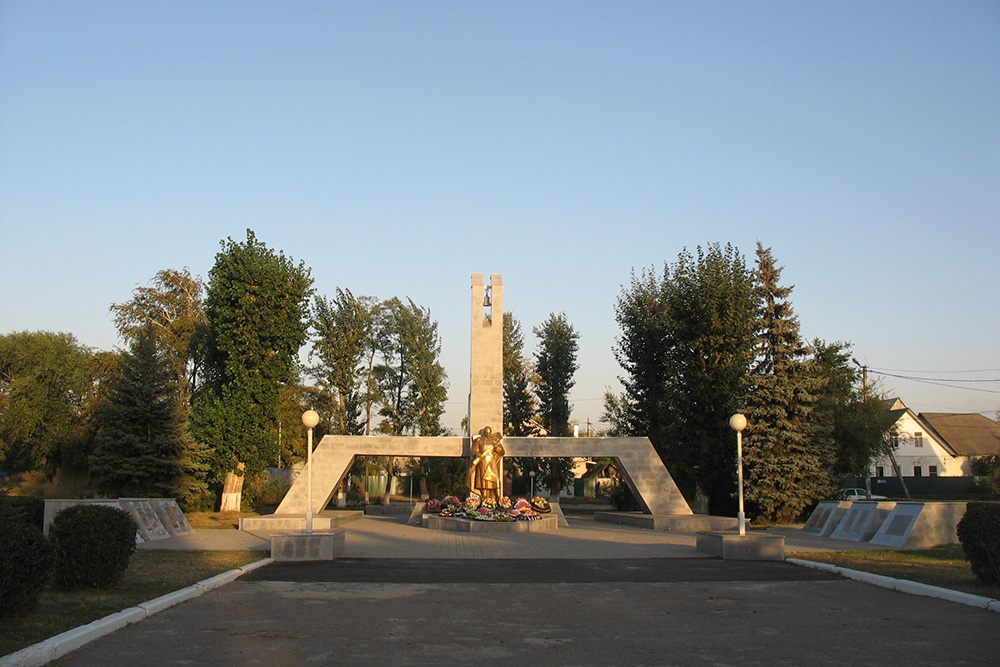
[271,273,693,520]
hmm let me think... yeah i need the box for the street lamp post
[729,413,748,536]
[302,410,320,534]
[529,470,536,497]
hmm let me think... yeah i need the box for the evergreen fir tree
[743,243,832,523]
[90,325,208,503]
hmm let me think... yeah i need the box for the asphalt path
[55,557,999,666]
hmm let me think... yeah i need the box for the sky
[2,1,998,433]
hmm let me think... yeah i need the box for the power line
[869,370,1000,394]
[869,366,1000,374]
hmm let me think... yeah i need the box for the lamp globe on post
[302,410,320,534]
[729,413,748,536]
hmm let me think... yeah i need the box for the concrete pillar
[469,273,503,442]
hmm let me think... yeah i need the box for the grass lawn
[0,549,264,658]
[788,543,1000,600]
[185,510,262,530]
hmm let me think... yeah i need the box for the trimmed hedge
[49,504,138,590]
[0,505,53,618]
[956,502,1000,585]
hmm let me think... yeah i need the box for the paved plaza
[31,516,995,665]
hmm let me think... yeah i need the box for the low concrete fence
[43,498,193,543]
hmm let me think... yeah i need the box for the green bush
[956,502,1000,585]
[0,506,53,618]
[49,504,138,590]
[607,476,640,511]
[0,494,46,530]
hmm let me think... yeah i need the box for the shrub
[0,504,53,618]
[607,476,640,511]
[956,502,1000,585]
[49,504,138,590]
[0,493,45,530]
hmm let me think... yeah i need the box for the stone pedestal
[270,531,345,561]
[696,531,785,561]
[424,515,559,532]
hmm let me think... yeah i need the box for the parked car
[835,488,887,501]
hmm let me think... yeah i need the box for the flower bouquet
[425,499,443,513]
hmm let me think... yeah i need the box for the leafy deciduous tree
[503,312,535,437]
[0,331,95,475]
[533,312,580,498]
[109,268,207,405]
[190,230,313,511]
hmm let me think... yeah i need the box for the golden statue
[466,426,505,501]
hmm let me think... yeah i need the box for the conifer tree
[743,243,831,523]
[90,326,208,504]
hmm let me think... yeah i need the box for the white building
[870,398,1000,478]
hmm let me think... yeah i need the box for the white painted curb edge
[788,557,1000,613]
[0,557,274,667]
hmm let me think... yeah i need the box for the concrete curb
[0,557,274,667]
[787,558,1000,613]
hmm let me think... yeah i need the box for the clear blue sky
[2,1,998,432]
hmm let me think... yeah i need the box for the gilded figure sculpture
[466,426,504,501]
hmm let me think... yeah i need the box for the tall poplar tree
[310,288,373,435]
[533,312,580,498]
[743,243,830,523]
[191,230,313,511]
[503,312,535,436]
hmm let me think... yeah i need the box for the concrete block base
[595,512,738,532]
[270,531,345,561]
[696,531,786,561]
[240,511,362,532]
[424,515,559,532]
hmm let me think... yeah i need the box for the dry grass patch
[789,543,1000,600]
[0,549,264,658]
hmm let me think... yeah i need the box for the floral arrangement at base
[423,496,544,522]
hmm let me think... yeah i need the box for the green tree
[503,312,535,436]
[190,230,313,511]
[812,341,896,490]
[533,312,580,499]
[309,288,373,436]
[109,268,207,405]
[612,244,757,514]
[0,331,95,475]
[89,326,208,505]
[372,297,448,503]
[743,244,831,523]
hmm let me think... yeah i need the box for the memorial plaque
[870,503,925,548]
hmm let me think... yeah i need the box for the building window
[876,466,885,477]
[914,432,923,447]
[890,433,899,448]
[929,465,938,477]
[913,466,923,477]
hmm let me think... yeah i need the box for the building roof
[918,413,1000,457]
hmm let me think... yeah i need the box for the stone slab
[270,531,345,561]
[802,501,851,536]
[829,501,896,542]
[424,514,559,532]
[595,512,738,532]
[239,511,362,532]
[119,500,172,542]
[869,501,966,549]
[146,499,194,537]
[696,531,786,561]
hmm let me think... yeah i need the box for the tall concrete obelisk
[469,273,503,441]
